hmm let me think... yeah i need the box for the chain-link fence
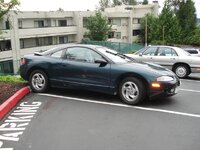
[82,40,144,54]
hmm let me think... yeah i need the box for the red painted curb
[0,86,30,120]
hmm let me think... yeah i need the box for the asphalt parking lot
[1,74,200,150]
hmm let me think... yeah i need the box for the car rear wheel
[118,77,146,105]
[174,65,190,78]
[29,70,48,93]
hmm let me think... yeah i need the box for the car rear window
[185,50,198,54]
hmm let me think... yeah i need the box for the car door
[60,46,111,90]
[45,48,67,86]
[153,47,178,69]
[139,47,158,62]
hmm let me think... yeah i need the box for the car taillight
[21,58,26,65]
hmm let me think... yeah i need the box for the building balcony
[132,24,141,30]
[111,25,118,31]
[0,50,12,61]
[18,26,78,38]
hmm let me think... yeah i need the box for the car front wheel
[118,77,146,105]
[29,70,48,93]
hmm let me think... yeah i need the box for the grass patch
[0,75,27,83]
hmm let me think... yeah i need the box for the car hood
[122,61,176,77]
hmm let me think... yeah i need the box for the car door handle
[170,58,176,60]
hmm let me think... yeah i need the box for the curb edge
[0,86,31,120]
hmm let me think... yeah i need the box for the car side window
[142,47,157,56]
[65,47,103,63]
[50,50,64,58]
[157,48,177,56]
[171,49,178,56]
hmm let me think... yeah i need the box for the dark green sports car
[20,44,180,105]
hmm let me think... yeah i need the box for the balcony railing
[19,26,78,38]
[0,48,12,52]
[18,24,76,29]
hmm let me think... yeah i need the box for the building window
[0,40,12,52]
[20,37,53,49]
[36,37,53,46]
[34,20,44,28]
[5,21,10,29]
[113,18,121,26]
[108,19,113,24]
[59,36,68,44]
[58,20,67,27]
[109,18,121,26]
[133,18,141,24]
[52,19,57,27]
[108,32,115,38]
[133,30,141,36]
[46,19,51,27]
[20,40,24,49]
[83,17,88,27]
[0,60,14,74]
[18,20,23,29]
[115,32,121,39]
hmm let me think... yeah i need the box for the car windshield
[134,48,146,55]
[96,47,134,63]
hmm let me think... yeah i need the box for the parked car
[20,44,180,105]
[127,45,200,78]
[183,48,200,57]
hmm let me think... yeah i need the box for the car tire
[29,70,48,93]
[118,77,146,105]
[173,65,190,78]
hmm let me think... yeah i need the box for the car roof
[52,43,102,49]
[40,43,103,55]
[148,45,180,49]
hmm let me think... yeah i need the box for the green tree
[0,0,20,18]
[142,0,148,5]
[140,14,160,44]
[176,0,196,42]
[99,0,110,11]
[188,27,200,45]
[85,11,112,41]
[166,0,181,13]
[159,1,181,44]
[112,0,122,6]
[0,0,20,35]
[122,0,137,5]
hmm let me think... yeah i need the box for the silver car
[127,46,200,78]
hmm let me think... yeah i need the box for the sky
[17,0,200,17]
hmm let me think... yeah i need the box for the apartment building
[0,3,158,74]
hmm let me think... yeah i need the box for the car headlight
[157,76,174,82]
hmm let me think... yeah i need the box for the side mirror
[94,59,107,67]
[139,53,143,56]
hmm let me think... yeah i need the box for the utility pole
[145,16,148,47]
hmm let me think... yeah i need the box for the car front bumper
[149,78,181,99]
